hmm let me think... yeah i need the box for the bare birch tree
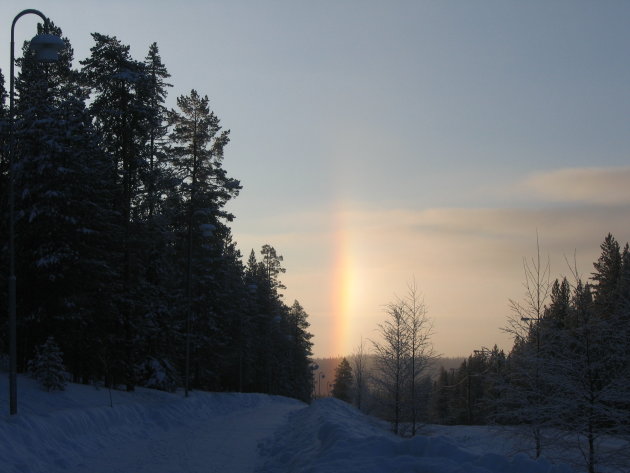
[402,280,435,435]
[372,281,434,436]
[352,336,368,411]
[500,234,552,458]
[372,301,409,435]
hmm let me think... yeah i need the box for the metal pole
[8,8,51,416]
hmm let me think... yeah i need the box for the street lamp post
[318,372,325,397]
[309,363,319,398]
[7,9,64,415]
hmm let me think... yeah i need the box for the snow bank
[0,376,579,473]
[259,397,575,473]
[0,376,302,473]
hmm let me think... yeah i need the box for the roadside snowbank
[0,376,303,473]
[259,397,575,473]
[1,376,579,473]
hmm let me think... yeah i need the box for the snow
[259,398,575,473]
[0,376,301,473]
[0,375,579,473]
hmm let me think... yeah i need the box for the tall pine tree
[167,89,240,390]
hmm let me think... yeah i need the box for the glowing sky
[3,1,629,357]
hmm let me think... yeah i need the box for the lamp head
[29,33,65,62]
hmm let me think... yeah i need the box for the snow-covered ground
[259,398,577,473]
[0,375,600,473]
[0,376,302,473]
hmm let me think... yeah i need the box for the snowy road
[0,380,306,473]
[60,394,303,473]
[65,398,304,473]
[1,379,584,473]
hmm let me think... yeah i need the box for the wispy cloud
[235,201,630,357]
[232,164,630,358]
[521,166,630,205]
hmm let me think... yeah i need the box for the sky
[2,1,629,358]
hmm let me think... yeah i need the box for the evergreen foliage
[331,357,353,402]
[425,234,630,472]
[429,346,506,426]
[0,27,313,402]
[488,234,630,472]
[28,336,67,392]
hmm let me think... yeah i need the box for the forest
[0,23,314,401]
[325,233,630,473]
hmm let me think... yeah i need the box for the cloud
[231,196,630,358]
[522,166,630,205]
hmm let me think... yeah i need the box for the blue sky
[3,1,630,357]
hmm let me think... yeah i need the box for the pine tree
[81,33,157,390]
[260,244,287,294]
[332,358,353,402]
[248,245,288,394]
[29,336,67,391]
[167,89,240,390]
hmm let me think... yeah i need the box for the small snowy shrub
[137,357,180,392]
[28,336,68,392]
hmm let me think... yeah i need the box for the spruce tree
[286,300,314,401]
[499,234,630,472]
[12,24,119,381]
[591,233,622,317]
[142,42,171,219]
[29,336,67,391]
[332,358,353,402]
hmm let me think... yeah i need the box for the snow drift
[259,397,575,473]
[0,376,577,473]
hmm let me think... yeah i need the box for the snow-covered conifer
[29,337,67,391]
[332,358,353,403]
